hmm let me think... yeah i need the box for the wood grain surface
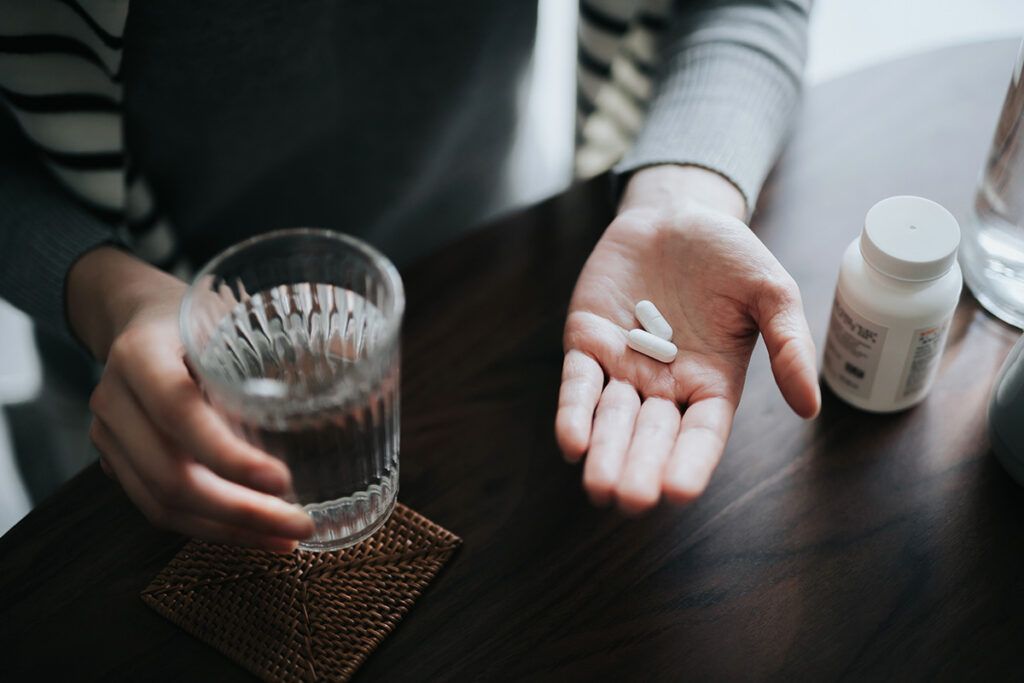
[1,40,1022,682]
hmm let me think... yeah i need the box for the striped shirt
[0,0,809,338]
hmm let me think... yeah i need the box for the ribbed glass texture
[181,229,404,551]
[963,38,1024,329]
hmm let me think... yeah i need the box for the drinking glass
[180,228,404,551]
[962,38,1024,329]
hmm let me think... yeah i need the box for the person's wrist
[67,246,183,361]
[618,165,747,222]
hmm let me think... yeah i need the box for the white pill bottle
[822,196,962,412]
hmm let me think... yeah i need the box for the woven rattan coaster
[141,503,460,682]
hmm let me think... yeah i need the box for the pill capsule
[634,300,673,340]
[627,329,678,363]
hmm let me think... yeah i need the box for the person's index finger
[185,463,314,540]
[125,352,291,494]
[661,396,735,506]
[177,392,292,493]
[555,349,605,462]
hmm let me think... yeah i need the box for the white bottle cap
[859,196,961,282]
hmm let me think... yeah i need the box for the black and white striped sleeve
[0,106,118,340]
[0,0,127,339]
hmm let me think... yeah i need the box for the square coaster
[142,504,461,682]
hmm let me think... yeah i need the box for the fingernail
[809,384,823,418]
[284,509,315,538]
[266,540,298,554]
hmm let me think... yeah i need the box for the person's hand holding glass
[73,231,404,552]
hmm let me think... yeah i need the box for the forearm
[68,246,184,361]
[617,0,811,214]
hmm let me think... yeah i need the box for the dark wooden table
[3,40,1023,681]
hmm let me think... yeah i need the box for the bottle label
[897,317,952,399]
[823,289,888,400]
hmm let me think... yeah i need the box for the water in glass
[199,282,399,550]
[962,40,1024,329]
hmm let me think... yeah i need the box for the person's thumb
[754,275,821,418]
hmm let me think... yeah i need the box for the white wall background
[3,0,1024,536]
[806,0,1024,85]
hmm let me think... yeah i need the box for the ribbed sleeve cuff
[0,114,119,342]
[614,41,801,212]
[6,200,117,339]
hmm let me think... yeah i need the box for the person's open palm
[556,167,821,514]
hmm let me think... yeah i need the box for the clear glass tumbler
[180,228,404,551]
[962,38,1024,329]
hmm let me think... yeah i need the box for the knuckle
[98,457,117,480]
[107,331,139,367]
[88,385,108,416]
[775,333,802,360]
[118,322,152,350]
[161,378,200,423]
[87,419,107,451]
[562,328,587,355]
[775,274,801,302]
[758,275,801,314]
[767,277,792,300]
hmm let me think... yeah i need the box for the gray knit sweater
[0,0,809,339]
